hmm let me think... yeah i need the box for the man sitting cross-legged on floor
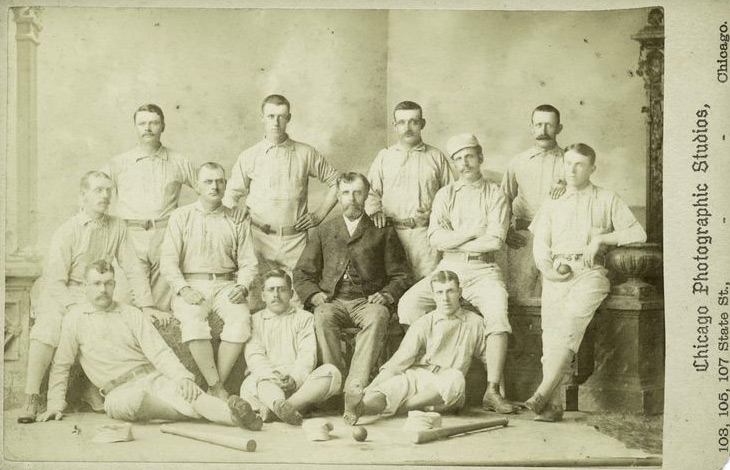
[344,270,491,424]
[37,259,263,431]
[240,269,342,426]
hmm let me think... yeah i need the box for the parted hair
[393,100,423,120]
[80,170,111,190]
[261,94,291,113]
[532,104,561,124]
[430,270,460,289]
[565,143,597,165]
[336,172,371,194]
[262,269,293,290]
[133,103,165,126]
[84,259,115,278]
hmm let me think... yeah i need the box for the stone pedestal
[578,295,664,414]
[4,258,42,409]
[578,244,665,414]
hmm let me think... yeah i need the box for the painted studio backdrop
[6,8,651,253]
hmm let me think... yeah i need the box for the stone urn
[605,242,663,299]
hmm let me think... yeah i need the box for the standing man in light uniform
[223,95,341,306]
[526,143,646,421]
[397,134,516,414]
[107,104,198,320]
[366,101,454,280]
[501,104,566,300]
[161,163,258,401]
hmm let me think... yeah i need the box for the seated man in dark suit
[293,172,411,424]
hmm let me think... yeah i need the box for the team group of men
[18,95,647,431]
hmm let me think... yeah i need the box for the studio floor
[3,406,661,469]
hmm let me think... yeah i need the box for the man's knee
[360,304,390,328]
[439,369,466,407]
[314,303,339,327]
[104,389,146,421]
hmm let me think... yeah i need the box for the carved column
[5,7,43,410]
[632,7,664,244]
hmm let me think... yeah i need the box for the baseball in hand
[556,264,572,275]
[352,427,368,442]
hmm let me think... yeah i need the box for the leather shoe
[523,392,547,414]
[18,394,41,424]
[482,388,517,414]
[273,399,303,426]
[534,402,564,422]
[228,396,263,431]
[343,382,364,426]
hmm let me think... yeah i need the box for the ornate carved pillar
[632,7,664,244]
[5,7,43,410]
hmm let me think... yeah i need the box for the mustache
[536,135,552,140]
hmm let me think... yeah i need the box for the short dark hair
[133,104,165,126]
[84,259,115,279]
[80,171,112,190]
[531,104,561,124]
[262,269,293,290]
[393,101,423,120]
[261,94,291,113]
[197,162,226,180]
[336,172,371,194]
[565,143,597,165]
[430,270,460,289]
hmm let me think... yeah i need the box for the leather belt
[125,218,168,231]
[514,218,532,231]
[184,272,237,281]
[442,252,495,263]
[391,217,429,229]
[100,364,155,397]
[553,253,605,266]
[250,217,299,236]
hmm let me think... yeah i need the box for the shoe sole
[343,385,364,426]
[273,400,303,426]
[228,396,263,431]
[17,416,35,424]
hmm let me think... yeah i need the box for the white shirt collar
[342,214,363,236]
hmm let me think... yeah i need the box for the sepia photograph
[1,1,726,469]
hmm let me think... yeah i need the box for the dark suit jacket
[293,214,411,305]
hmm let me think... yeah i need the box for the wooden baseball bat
[412,418,509,444]
[160,423,257,452]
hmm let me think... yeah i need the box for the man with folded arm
[397,133,516,414]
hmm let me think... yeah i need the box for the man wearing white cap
[365,101,455,280]
[501,104,566,300]
[397,133,515,414]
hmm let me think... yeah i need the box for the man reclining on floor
[36,259,262,431]
[344,270,493,424]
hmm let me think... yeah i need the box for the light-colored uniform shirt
[160,201,258,294]
[47,301,194,412]
[223,137,340,228]
[381,308,489,376]
[429,178,510,253]
[107,145,197,221]
[244,307,317,388]
[366,142,454,221]
[42,211,153,308]
[501,145,564,221]
[531,183,647,266]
